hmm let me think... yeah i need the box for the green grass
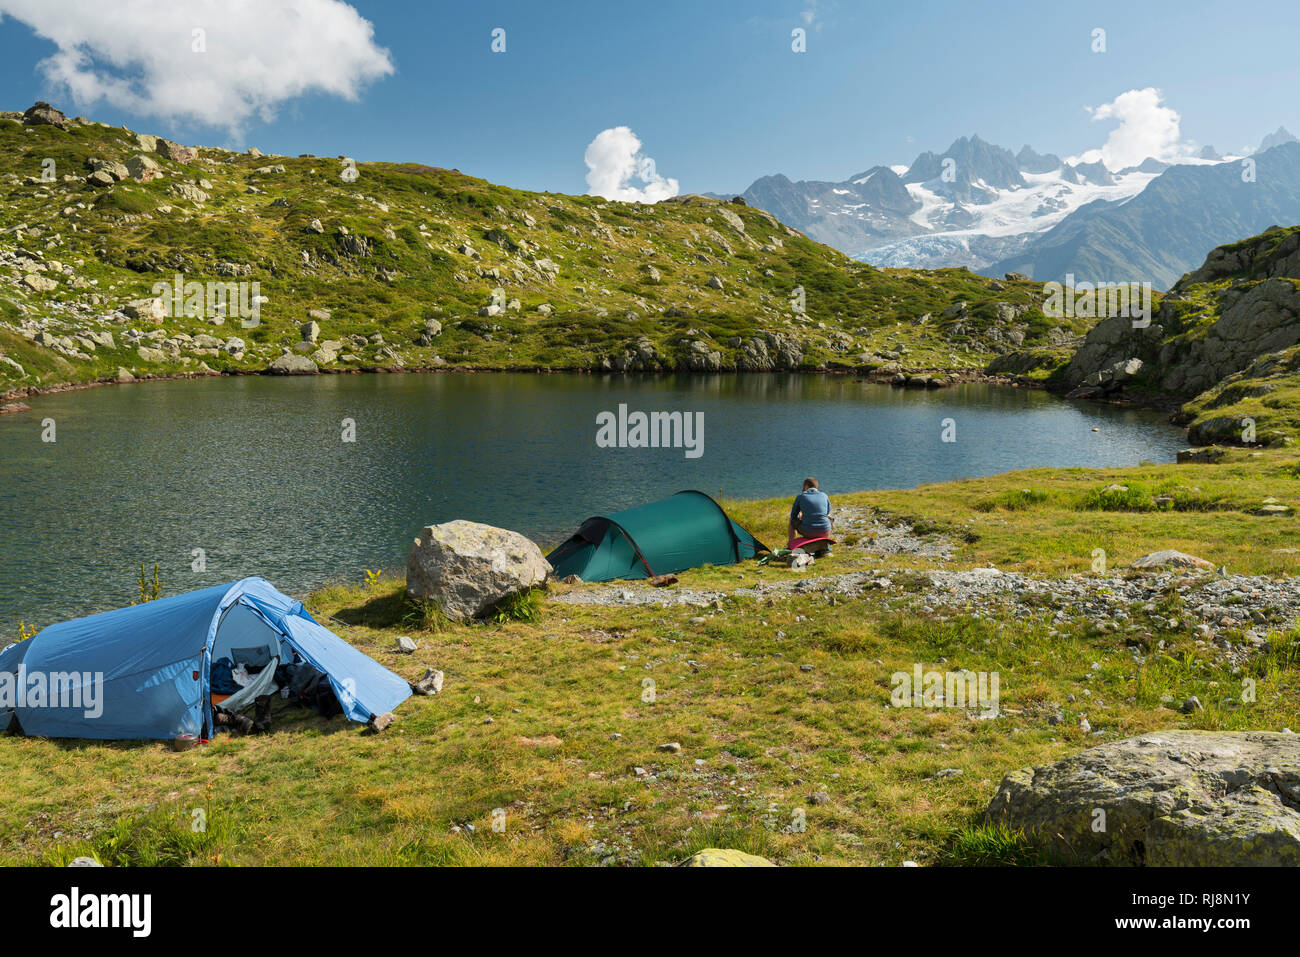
[938,823,1048,866]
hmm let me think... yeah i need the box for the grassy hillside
[0,105,1085,396]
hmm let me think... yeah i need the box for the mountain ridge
[720,128,1300,287]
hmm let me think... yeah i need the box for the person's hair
[803,477,818,490]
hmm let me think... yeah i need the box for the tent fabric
[3,578,410,741]
[547,490,768,583]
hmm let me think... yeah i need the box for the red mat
[787,534,835,551]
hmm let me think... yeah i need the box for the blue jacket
[790,488,831,532]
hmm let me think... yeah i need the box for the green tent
[547,490,769,582]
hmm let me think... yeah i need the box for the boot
[213,706,254,735]
[253,695,272,733]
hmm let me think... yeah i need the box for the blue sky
[0,0,1296,195]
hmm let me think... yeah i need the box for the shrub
[490,587,544,624]
[1079,483,1155,511]
[974,488,1049,512]
[938,823,1045,866]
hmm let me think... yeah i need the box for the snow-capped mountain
[990,141,1300,289]
[718,131,1295,286]
[723,134,1170,272]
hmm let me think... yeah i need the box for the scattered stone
[411,668,444,695]
[367,712,394,733]
[395,635,418,654]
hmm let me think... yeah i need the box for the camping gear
[787,534,835,554]
[547,490,769,583]
[0,577,411,741]
[759,547,816,569]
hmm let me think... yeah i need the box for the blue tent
[0,577,411,741]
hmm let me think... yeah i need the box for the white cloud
[584,127,679,204]
[0,0,393,137]
[1075,88,1188,170]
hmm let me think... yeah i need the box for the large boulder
[86,158,129,182]
[1130,549,1215,570]
[267,353,318,375]
[126,154,161,181]
[171,183,209,203]
[156,138,197,163]
[406,520,551,620]
[986,730,1300,865]
[681,848,776,867]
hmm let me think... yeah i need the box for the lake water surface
[0,372,1185,630]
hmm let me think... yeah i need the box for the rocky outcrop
[1059,312,1165,393]
[22,102,67,129]
[406,520,551,620]
[736,331,802,371]
[681,339,722,372]
[986,730,1300,865]
[1178,225,1300,287]
[984,348,1063,376]
[1061,228,1300,400]
[606,336,662,372]
[1162,280,1300,397]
